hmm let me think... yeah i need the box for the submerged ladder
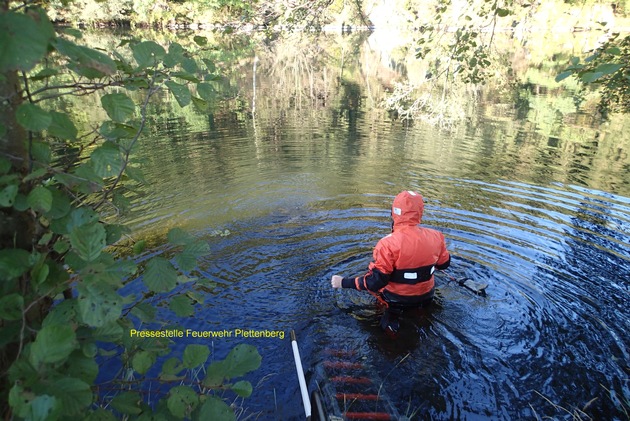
[314,348,403,421]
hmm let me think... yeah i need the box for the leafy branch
[556,32,630,119]
[0,5,259,420]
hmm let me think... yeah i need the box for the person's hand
[331,275,343,288]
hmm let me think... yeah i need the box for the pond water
[112,31,630,419]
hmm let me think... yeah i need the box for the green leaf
[183,344,210,369]
[77,281,122,327]
[105,223,127,244]
[122,76,149,89]
[133,239,146,254]
[580,71,604,83]
[169,295,195,317]
[31,68,60,81]
[165,81,192,107]
[197,396,235,421]
[62,27,83,38]
[0,248,31,281]
[130,302,156,322]
[495,8,510,17]
[175,240,209,271]
[63,352,99,383]
[110,392,142,415]
[55,38,116,78]
[605,47,621,55]
[112,192,131,212]
[49,111,78,140]
[30,324,77,366]
[101,93,136,123]
[167,227,193,245]
[0,173,20,186]
[193,36,207,46]
[92,320,123,342]
[143,257,178,292]
[23,168,47,183]
[100,121,139,140]
[0,293,24,320]
[125,165,146,183]
[32,262,49,286]
[167,386,199,418]
[65,251,88,271]
[174,253,196,272]
[0,11,53,72]
[86,409,118,421]
[0,184,18,207]
[16,103,52,132]
[49,377,93,415]
[178,275,197,284]
[584,53,598,63]
[132,350,155,374]
[594,63,624,75]
[186,290,205,304]
[29,394,59,421]
[8,385,29,418]
[223,344,262,378]
[37,232,53,246]
[71,165,104,193]
[31,140,52,164]
[555,71,574,82]
[27,186,53,213]
[202,58,216,73]
[164,42,184,68]
[43,299,77,327]
[181,57,198,74]
[172,71,200,83]
[196,83,215,101]
[0,157,10,175]
[192,97,209,112]
[70,222,106,262]
[132,41,166,68]
[161,357,184,376]
[58,207,99,235]
[53,239,70,254]
[91,141,123,177]
[203,360,226,387]
[231,380,253,398]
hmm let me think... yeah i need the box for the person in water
[331,190,451,338]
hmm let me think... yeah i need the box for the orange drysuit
[341,190,451,306]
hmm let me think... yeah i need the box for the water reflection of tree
[254,33,366,109]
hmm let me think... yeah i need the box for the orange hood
[391,190,424,228]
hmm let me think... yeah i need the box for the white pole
[291,330,311,419]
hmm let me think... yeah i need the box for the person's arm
[330,269,389,291]
[331,239,394,291]
[339,265,390,291]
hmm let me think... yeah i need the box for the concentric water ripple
[108,44,630,419]
[120,179,629,419]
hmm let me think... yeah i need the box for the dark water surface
[113,32,630,419]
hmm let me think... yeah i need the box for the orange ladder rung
[330,376,372,384]
[336,393,380,401]
[324,361,364,370]
[344,412,392,420]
